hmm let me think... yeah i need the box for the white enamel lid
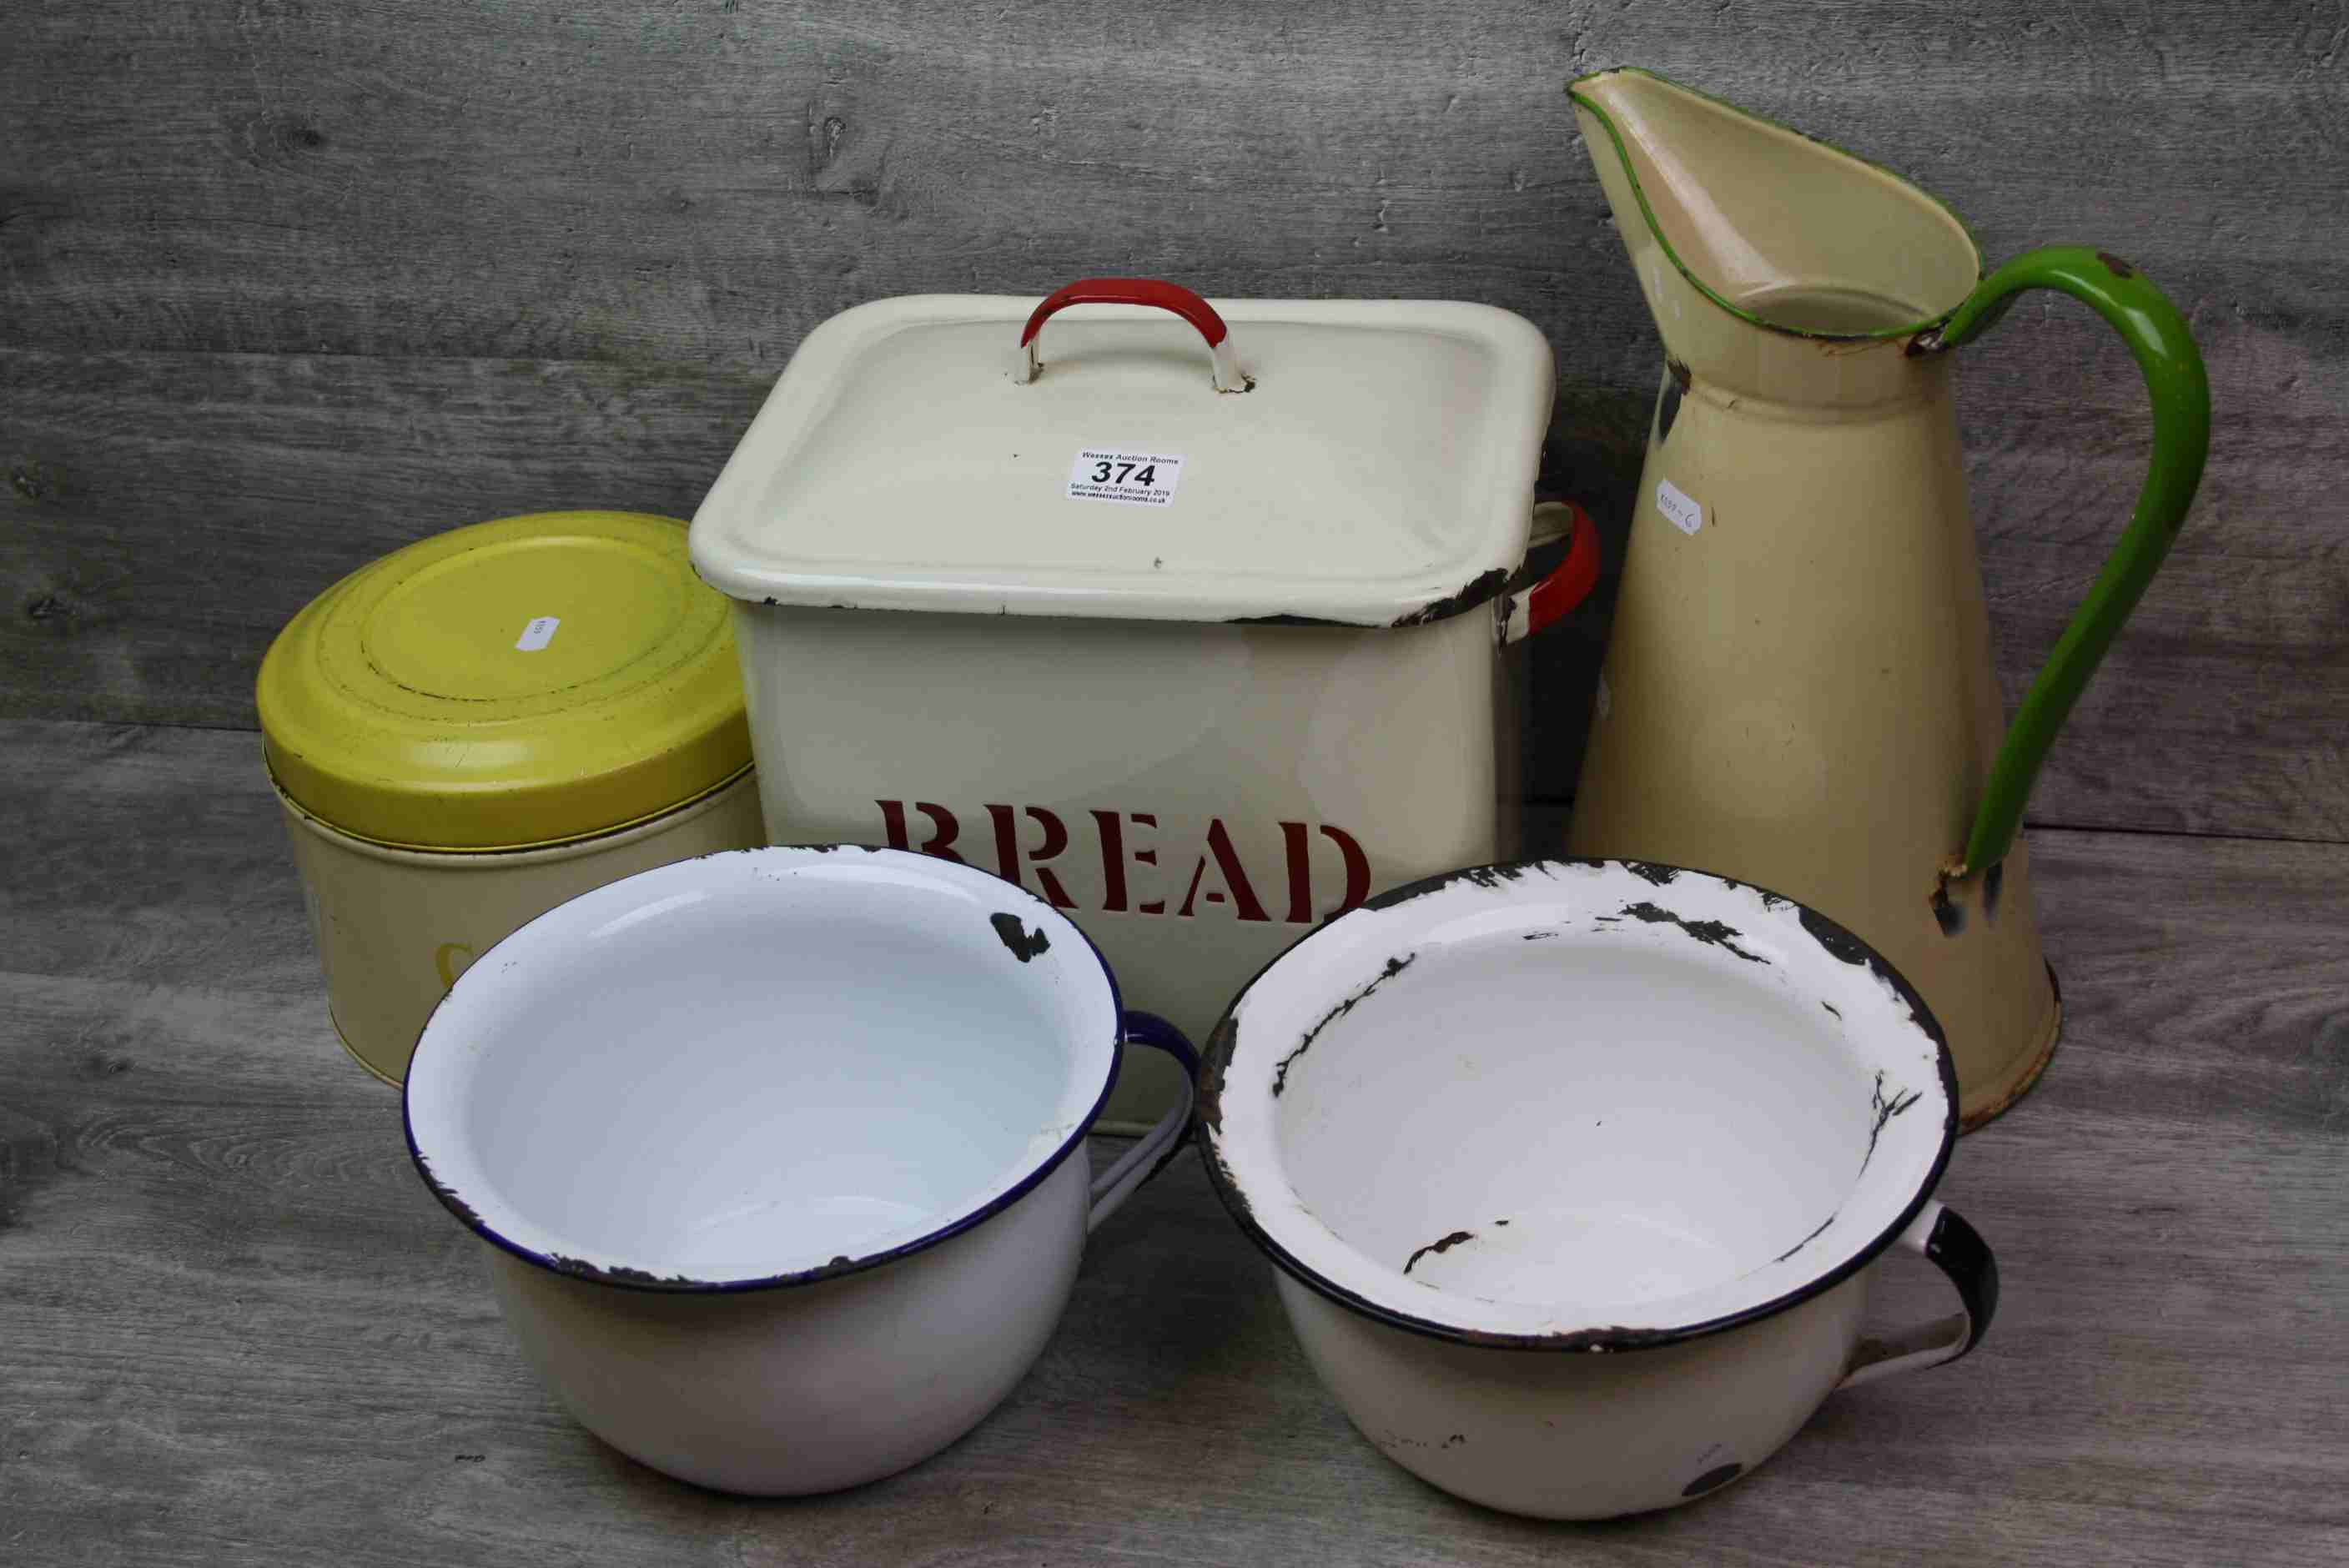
[690,282,1556,626]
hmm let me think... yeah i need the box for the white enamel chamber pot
[402,846,1197,1495]
[1196,859,1999,1520]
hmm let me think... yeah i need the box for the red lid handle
[1014,278,1250,393]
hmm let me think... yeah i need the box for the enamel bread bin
[692,279,1600,1127]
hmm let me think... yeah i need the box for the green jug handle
[1920,244,2211,881]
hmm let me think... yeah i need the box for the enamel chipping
[403,847,1120,1289]
[1202,861,1954,1347]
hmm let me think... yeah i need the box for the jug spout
[1568,68,1981,383]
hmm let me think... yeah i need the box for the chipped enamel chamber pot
[691,278,1602,1133]
[256,510,767,1084]
[404,846,1199,1496]
[1197,859,1999,1520]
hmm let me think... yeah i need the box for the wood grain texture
[3,717,2346,1565]
[3,1,2344,837]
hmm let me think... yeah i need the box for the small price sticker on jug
[1068,448,1185,507]
[515,616,561,651]
[1656,478,1703,535]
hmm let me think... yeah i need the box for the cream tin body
[277,770,766,1083]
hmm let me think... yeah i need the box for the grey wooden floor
[3,716,2345,1566]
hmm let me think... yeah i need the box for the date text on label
[1068,448,1185,507]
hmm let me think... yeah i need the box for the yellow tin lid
[257,510,752,851]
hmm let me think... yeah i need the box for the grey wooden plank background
[4,716,2346,1565]
[4,0,2346,841]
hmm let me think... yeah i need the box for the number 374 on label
[1067,447,1185,506]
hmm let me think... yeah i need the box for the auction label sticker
[1656,479,1703,535]
[1069,448,1185,506]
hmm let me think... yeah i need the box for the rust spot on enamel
[1391,566,1510,628]
[1403,1229,1478,1275]
[1616,901,1768,964]
[1272,952,1416,1096]
[1863,1068,1923,1170]
[989,912,1051,962]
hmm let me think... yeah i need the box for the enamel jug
[1563,69,2210,1126]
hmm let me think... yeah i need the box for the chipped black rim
[402,843,1129,1294]
[1194,857,1960,1353]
